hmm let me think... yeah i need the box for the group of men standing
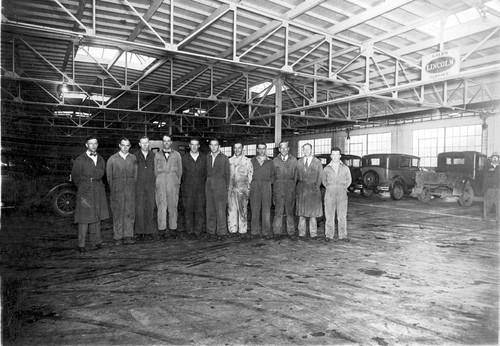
[71,135,353,253]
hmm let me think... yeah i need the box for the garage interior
[1,0,499,344]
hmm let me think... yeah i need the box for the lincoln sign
[421,48,460,81]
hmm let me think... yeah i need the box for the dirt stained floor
[1,192,498,345]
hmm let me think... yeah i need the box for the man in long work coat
[250,143,275,239]
[296,143,323,240]
[72,135,109,253]
[106,138,138,245]
[206,139,230,240]
[155,135,183,238]
[134,136,156,241]
[273,141,298,239]
[483,152,500,224]
[181,138,207,238]
[322,147,352,242]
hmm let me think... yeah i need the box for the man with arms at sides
[322,147,352,242]
[273,141,298,240]
[206,139,230,241]
[228,142,253,238]
[72,135,109,253]
[134,136,156,241]
[250,143,275,239]
[295,143,323,241]
[483,152,500,224]
[106,138,138,245]
[154,135,183,239]
[181,138,207,239]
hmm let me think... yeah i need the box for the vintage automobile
[312,153,362,192]
[360,153,420,200]
[412,151,487,207]
[1,153,77,217]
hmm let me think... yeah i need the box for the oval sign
[425,56,456,74]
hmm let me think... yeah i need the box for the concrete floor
[1,192,498,345]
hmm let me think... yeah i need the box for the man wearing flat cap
[483,152,500,224]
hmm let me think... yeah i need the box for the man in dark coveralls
[181,138,207,238]
[273,141,298,240]
[71,135,109,254]
[134,136,156,241]
[206,139,230,240]
[107,138,138,245]
[250,143,275,239]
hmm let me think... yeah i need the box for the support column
[275,77,282,146]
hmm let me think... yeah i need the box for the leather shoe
[311,236,317,241]
[78,247,86,254]
[298,236,308,241]
[340,238,350,242]
[325,238,332,243]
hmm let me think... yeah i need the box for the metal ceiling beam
[178,3,232,49]
[284,64,500,113]
[325,0,414,35]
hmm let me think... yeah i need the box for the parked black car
[412,151,487,207]
[1,153,77,216]
[360,153,420,200]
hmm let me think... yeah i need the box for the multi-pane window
[413,128,445,167]
[266,143,275,157]
[346,132,390,156]
[445,125,482,152]
[367,133,391,154]
[413,125,481,167]
[220,146,232,156]
[297,137,331,156]
[346,135,366,157]
[244,144,256,156]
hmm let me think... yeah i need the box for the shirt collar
[211,151,220,157]
[119,151,129,159]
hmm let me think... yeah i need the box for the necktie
[163,150,170,160]
[281,155,286,162]
[90,153,97,157]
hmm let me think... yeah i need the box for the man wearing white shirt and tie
[295,143,323,240]
[72,135,109,253]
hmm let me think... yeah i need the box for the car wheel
[51,188,76,217]
[363,171,379,189]
[390,182,404,200]
[361,188,374,197]
[458,184,474,207]
[417,187,432,203]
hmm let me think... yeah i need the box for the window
[297,137,331,156]
[244,144,256,156]
[346,132,390,156]
[220,146,232,156]
[367,133,391,154]
[445,125,482,152]
[75,46,155,71]
[413,128,445,167]
[266,143,275,157]
[346,135,366,157]
[413,125,481,167]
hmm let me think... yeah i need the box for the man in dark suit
[205,139,230,240]
[134,136,156,241]
[181,138,207,238]
[71,135,109,253]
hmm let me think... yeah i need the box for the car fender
[44,182,76,200]
[389,176,406,191]
[452,177,469,196]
